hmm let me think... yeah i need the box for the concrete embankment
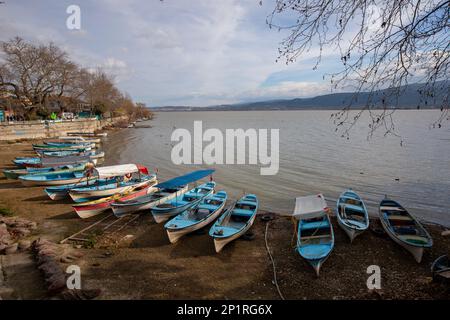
[0,117,127,141]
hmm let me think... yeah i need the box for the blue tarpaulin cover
[155,169,215,189]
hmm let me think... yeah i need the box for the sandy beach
[0,140,449,300]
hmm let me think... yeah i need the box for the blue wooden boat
[38,150,105,159]
[165,191,228,243]
[293,194,334,277]
[13,155,96,168]
[45,178,112,200]
[379,198,433,263]
[209,194,258,253]
[32,144,92,152]
[44,141,95,148]
[3,163,86,180]
[151,182,216,223]
[336,189,369,242]
[19,171,88,187]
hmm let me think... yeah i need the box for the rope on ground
[264,221,285,300]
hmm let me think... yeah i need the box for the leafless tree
[0,37,145,120]
[267,0,449,138]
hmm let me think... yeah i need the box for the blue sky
[0,0,342,106]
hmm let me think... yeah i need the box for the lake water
[102,110,450,227]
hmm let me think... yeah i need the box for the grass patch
[0,207,14,217]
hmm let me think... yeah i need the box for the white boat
[379,198,433,263]
[209,194,258,253]
[336,189,369,242]
[165,191,228,243]
[68,164,156,202]
[58,136,101,144]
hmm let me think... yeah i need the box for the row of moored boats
[2,133,447,278]
[3,134,259,253]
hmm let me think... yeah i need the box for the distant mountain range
[151,81,448,111]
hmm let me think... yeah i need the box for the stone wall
[0,117,127,141]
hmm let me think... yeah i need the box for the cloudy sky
[0,0,343,107]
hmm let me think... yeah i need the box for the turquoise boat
[293,194,334,277]
[151,181,216,223]
[3,164,86,180]
[19,170,89,187]
[13,155,96,168]
[209,194,258,253]
[32,143,92,152]
[336,189,369,242]
[45,178,112,200]
[44,141,95,149]
[165,191,228,243]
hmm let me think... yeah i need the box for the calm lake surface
[102,110,450,227]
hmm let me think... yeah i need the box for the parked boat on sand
[73,183,158,219]
[336,189,369,242]
[151,181,216,223]
[111,169,216,219]
[68,164,156,202]
[379,197,433,263]
[165,191,228,243]
[292,194,334,277]
[3,163,86,180]
[19,170,89,187]
[209,194,258,253]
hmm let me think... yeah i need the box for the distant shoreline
[150,107,441,112]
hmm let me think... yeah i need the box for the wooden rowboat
[165,191,228,243]
[292,194,334,277]
[72,184,157,219]
[379,198,433,263]
[19,171,88,187]
[68,164,156,202]
[209,194,258,253]
[431,255,450,282]
[336,189,369,242]
[3,163,86,180]
[151,182,216,223]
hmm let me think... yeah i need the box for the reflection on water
[102,110,450,227]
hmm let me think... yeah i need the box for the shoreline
[0,140,448,300]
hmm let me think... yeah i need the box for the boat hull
[19,176,88,187]
[166,203,225,244]
[379,216,425,263]
[379,199,432,263]
[337,218,364,243]
[111,186,188,217]
[73,201,111,219]
[69,179,155,202]
[152,201,198,224]
[213,213,257,253]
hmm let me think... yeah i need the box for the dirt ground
[0,140,449,300]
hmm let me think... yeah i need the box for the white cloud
[0,0,342,106]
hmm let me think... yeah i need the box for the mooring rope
[264,221,285,300]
